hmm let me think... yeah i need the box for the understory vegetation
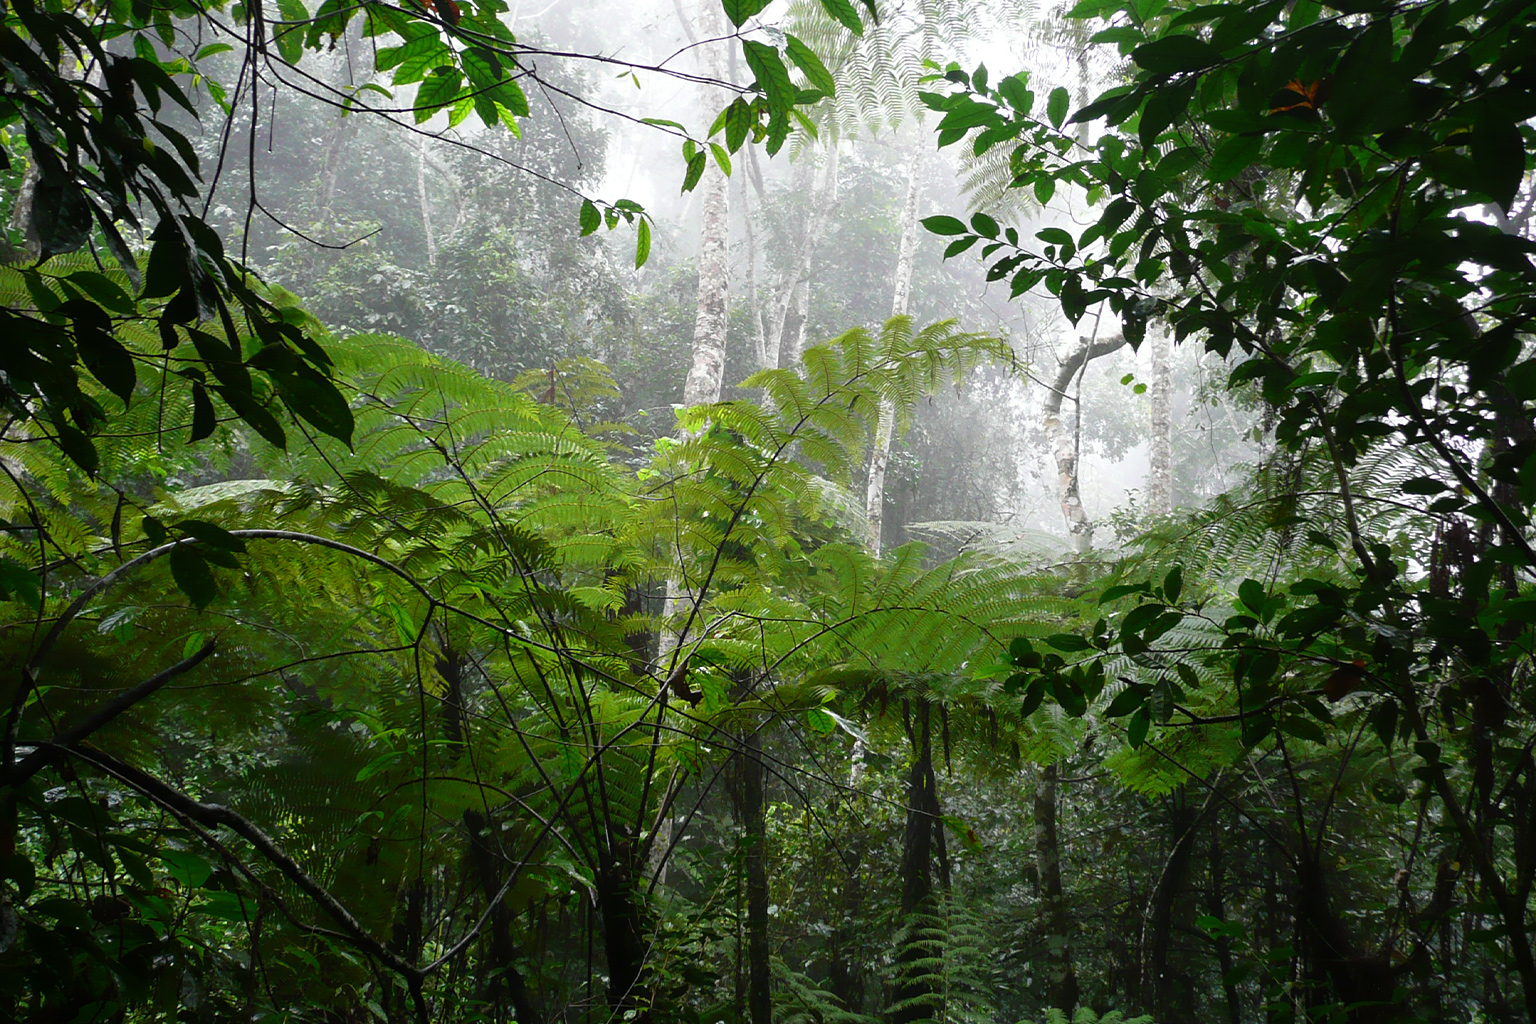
[1,0,1534,1021]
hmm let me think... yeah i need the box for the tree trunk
[438,648,544,1024]
[1147,323,1172,515]
[682,0,731,409]
[865,144,924,555]
[771,144,839,369]
[415,138,437,269]
[660,0,733,655]
[740,173,769,370]
[1143,792,1196,1021]
[596,850,652,1021]
[1209,832,1242,1024]
[892,698,941,1024]
[732,729,772,1024]
[1035,762,1079,1011]
[1042,333,1126,553]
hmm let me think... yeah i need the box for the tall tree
[866,144,925,553]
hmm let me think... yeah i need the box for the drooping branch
[2,640,216,786]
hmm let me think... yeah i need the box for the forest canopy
[1,0,1534,1021]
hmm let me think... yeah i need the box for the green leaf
[1036,226,1074,247]
[176,519,247,552]
[784,34,835,97]
[54,421,99,476]
[635,218,652,268]
[944,236,979,258]
[742,40,795,119]
[274,0,307,63]
[190,382,215,441]
[1045,633,1090,651]
[721,0,772,27]
[1127,708,1150,747]
[415,65,463,121]
[1100,582,1151,603]
[1020,679,1046,717]
[1106,683,1149,717]
[1472,116,1525,212]
[1163,565,1183,604]
[1052,677,1088,717]
[709,142,732,176]
[63,271,135,314]
[1208,133,1263,181]
[169,544,217,609]
[76,327,137,406]
[816,0,863,35]
[681,151,707,193]
[0,557,42,609]
[1131,35,1220,74]
[275,367,354,445]
[998,74,1033,115]
[970,212,1000,238]
[579,199,601,236]
[1047,86,1070,129]
[923,215,969,236]
[1237,578,1266,614]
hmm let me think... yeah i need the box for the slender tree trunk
[415,139,437,269]
[865,144,924,555]
[660,0,733,654]
[1143,792,1195,1021]
[1042,333,1125,552]
[595,849,652,1021]
[682,4,731,410]
[740,174,768,370]
[1147,323,1172,515]
[1035,762,1079,1011]
[732,729,772,1024]
[892,698,940,1024]
[1209,832,1242,1024]
[438,649,545,1024]
[771,145,840,369]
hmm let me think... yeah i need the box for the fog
[188,0,1262,555]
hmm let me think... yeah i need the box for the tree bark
[865,144,924,555]
[732,728,772,1024]
[415,138,437,269]
[740,173,769,370]
[892,698,942,1024]
[1143,792,1195,1021]
[682,0,731,409]
[770,145,840,369]
[661,0,733,659]
[1035,762,1079,1011]
[438,649,545,1024]
[1042,333,1126,553]
[1209,832,1242,1024]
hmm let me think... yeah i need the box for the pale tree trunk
[1147,324,1172,516]
[770,144,840,369]
[681,13,731,410]
[864,145,924,555]
[662,0,733,650]
[415,139,437,268]
[740,174,769,370]
[1043,333,1126,553]
[649,0,734,1001]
